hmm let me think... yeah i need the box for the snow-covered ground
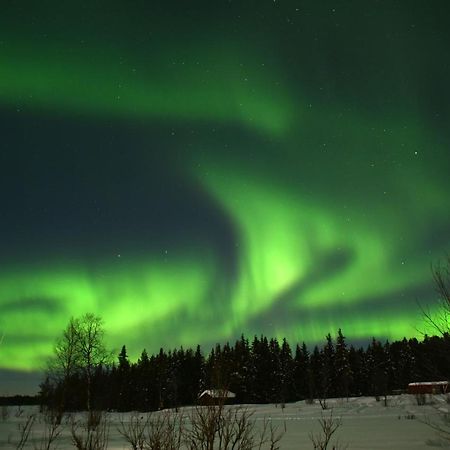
[1,395,449,449]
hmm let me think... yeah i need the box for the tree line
[40,315,450,414]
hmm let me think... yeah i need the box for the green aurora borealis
[1,1,450,389]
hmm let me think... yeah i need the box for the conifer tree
[155,348,169,409]
[348,346,367,396]
[294,342,313,401]
[310,346,322,398]
[135,349,153,410]
[118,345,130,370]
[231,335,252,402]
[319,333,335,401]
[366,338,389,401]
[251,336,273,402]
[194,345,206,396]
[335,329,352,399]
[279,338,295,404]
[116,345,131,411]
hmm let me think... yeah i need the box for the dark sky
[1,1,450,394]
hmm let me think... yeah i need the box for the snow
[0,395,448,449]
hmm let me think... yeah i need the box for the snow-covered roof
[408,381,448,386]
[199,389,236,399]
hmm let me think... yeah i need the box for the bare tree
[118,404,283,450]
[74,314,110,416]
[145,410,183,450]
[48,316,81,421]
[118,410,184,450]
[54,317,81,378]
[8,414,36,450]
[186,403,283,450]
[34,409,62,450]
[423,256,450,336]
[46,314,110,423]
[309,411,346,450]
[117,413,149,450]
[418,256,450,444]
[71,411,110,450]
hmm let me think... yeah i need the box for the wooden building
[198,389,236,405]
[407,381,448,395]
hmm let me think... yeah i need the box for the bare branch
[309,410,346,450]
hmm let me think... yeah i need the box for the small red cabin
[407,381,448,395]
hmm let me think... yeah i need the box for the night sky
[1,1,450,394]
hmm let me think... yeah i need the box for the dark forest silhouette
[40,329,450,413]
[37,257,450,413]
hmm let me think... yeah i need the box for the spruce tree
[231,335,252,402]
[335,329,352,399]
[348,346,367,396]
[366,339,389,401]
[116,345,131,411]
[279,338,295,404]
[294,342,313,401]
[319,333,335,401]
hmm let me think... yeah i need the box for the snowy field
[1,395,449,449]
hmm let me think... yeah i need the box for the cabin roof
[408,381,448,386]
[199,389,236,399]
